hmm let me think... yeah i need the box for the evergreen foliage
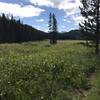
[48,13,58,44]
[48,13,52,33]
[79,0,100,54]
[0,14,48,43]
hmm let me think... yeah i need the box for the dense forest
[0,14,48,43]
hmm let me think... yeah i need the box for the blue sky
[0,0,83,32]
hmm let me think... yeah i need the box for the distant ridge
[57,30,83,40]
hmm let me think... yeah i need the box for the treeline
[0,13,85,43]
[0,14,48,43]
[58,30,82,40]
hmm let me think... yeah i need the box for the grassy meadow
[0,40,100,100]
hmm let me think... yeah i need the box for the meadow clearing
[0,40,100,100]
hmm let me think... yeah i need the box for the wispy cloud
[0,2,45,18]
[30,0,54,7]
[61,25,66,29]
[63,19,71,23]
[36,19,44,22]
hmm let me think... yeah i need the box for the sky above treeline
[0,0,83,32]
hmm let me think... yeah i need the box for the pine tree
[52,13,57,32]
[80,0,100,54]
[48,13,58,44]
[48,13,52,32]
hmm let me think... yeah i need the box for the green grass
[0,40,100,100]
[83,69,100,100]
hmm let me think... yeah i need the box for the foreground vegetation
[0,40,100,100]
[83,69,100,100]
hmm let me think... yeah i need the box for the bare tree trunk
[96,33,99,54]
[95,0,100,54]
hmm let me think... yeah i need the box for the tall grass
[0,41,99,100]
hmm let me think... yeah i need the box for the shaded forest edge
[0,14,83,43]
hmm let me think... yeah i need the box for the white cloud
[30,0,54,7]
[30,0,81,16]
[58,0,81,16]
[72,15,84,25]
[58,0,83,25]
[36,19,44,22]
[30,0,83,25]
[0,2,45,18]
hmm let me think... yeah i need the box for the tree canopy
[80,0,100,54]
